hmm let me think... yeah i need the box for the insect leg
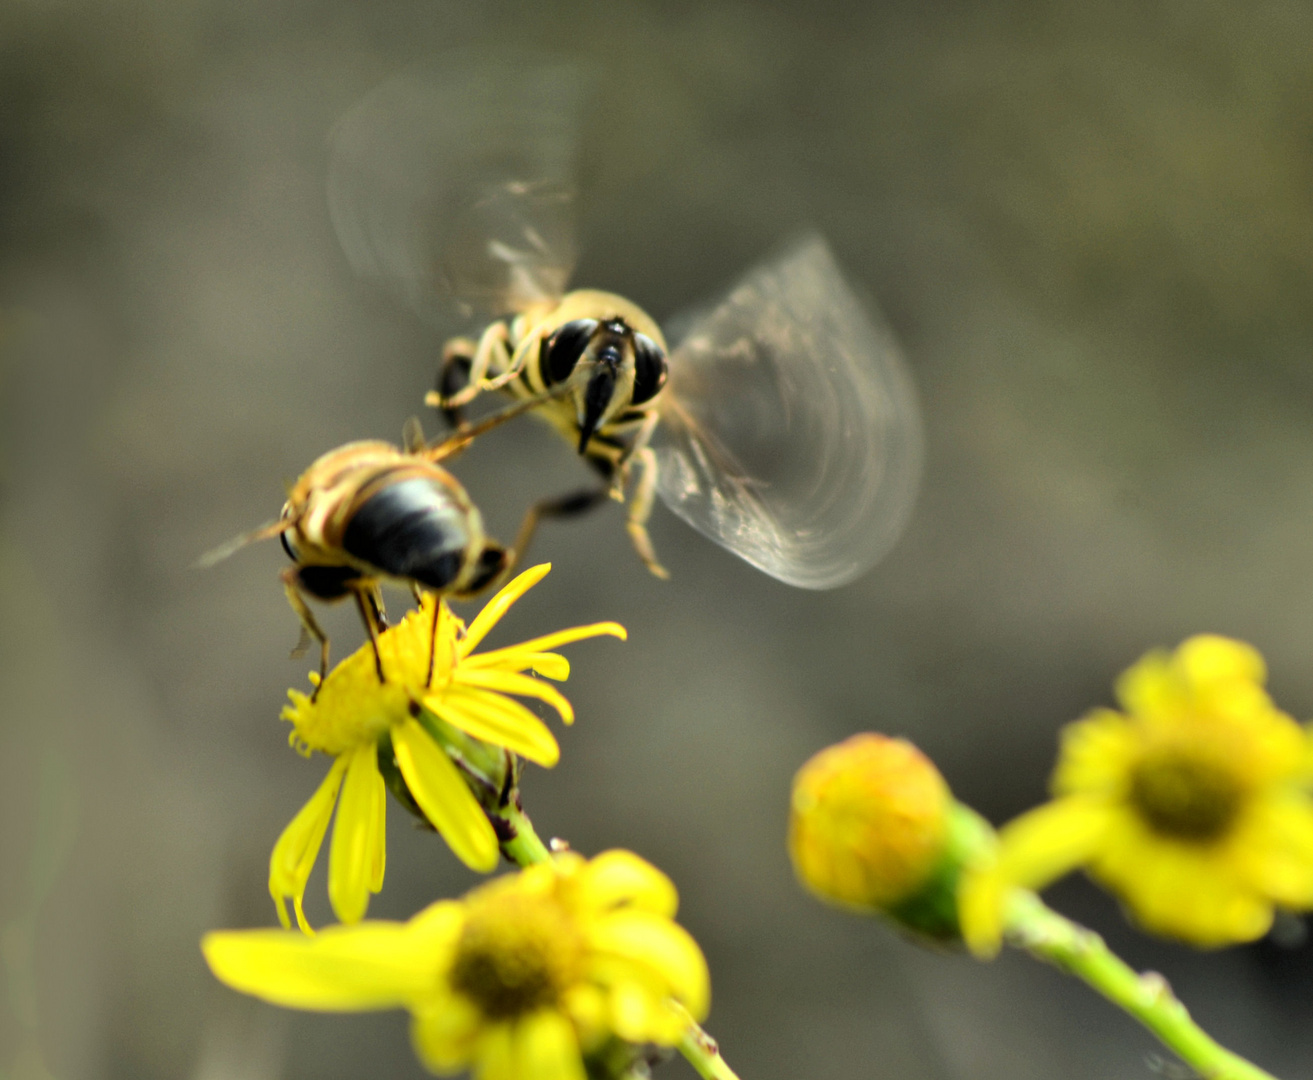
[281,568,332,696]
[497,487,612,588]
[352,586,387,684]
[436,322,515,409]
[431,338,477,429]
[625,445,670,580]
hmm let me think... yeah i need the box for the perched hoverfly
[201,401,551,687]
[327,61,922,588]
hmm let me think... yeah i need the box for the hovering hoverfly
[327,60,922,588]
[200,400,552,688]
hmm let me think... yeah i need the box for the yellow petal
[1175,635,1265,688]
[455,668,576,725]
[1052,710,1138,796]
[424,687,561,767]
[1096,841,1272,947]
[1115,651,1183,723]
[392,716,499,873]
[371,765,387,893]
[519,653,570,681]
[586,909,709,1020]
[994,796,1112,888]
[604,978,665,1043]
[575,850,678,917]
[957,797,1111,959]
[329,743,386,924]
[411,992,482,1074]
[472,1022,516,1080]
[464,624,627,670]
[1233,794,1313,906]
[957,862,1008,959]
[202,920,442,1010]
[514,1010,586,1080]
[461,564,553,656]
[269,755,349,932]
[562,984,608,1052]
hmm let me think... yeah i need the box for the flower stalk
[494,802,553,866]
[1004,889,1280,1080]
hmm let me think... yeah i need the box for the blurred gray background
[3,1,1313,1078]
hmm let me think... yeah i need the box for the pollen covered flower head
[204,850,710,1080]
[269,564,625,932]
[961,635,1313,954]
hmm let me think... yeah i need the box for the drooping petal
[460,564,553,656]
[370,758,387,893]
[424,687,561,767]
[514,1010,586,1080]
[411,992,483,1074]
[463,624,627,671]
[269,755,349,932]
[329,742,387,924]
[574,849,678,917]
[585,909,709,1020]
[392,716,499,872]
[454,668,576,724]
[202,919,446,1010]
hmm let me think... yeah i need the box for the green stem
[1005,891,1279,1080]
[497,809,744,1080]
[497,803,552,866]
[670,1003,742,1080]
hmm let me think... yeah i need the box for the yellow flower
[269,564,625,932]
[789,734,952,911]
[204,850,710,1080]
[961,635,1313,954]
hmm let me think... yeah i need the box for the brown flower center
[1128,749,1246,842]
[448,892,585,1020]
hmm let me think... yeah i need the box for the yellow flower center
[1128,748,1246,842]
[282,598,460,757]
[448,892,585,1020]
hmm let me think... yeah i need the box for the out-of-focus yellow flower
[270,564,624,932]
[961,635,1313,955]
[789,733,952,911]
[204,850,709,1080]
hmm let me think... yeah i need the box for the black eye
[630,334,668,405]
[541,319,598,385]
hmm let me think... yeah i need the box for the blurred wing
[327,58,583,323]
[656,234,923,589]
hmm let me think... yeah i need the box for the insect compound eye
[630,333,668,405]
[541,318,599,385]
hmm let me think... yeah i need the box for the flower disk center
[1128,749,1246,842]
[449,893,585,1020]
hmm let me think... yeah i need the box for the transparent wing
[327,58,583,323]
[655,234,923,589]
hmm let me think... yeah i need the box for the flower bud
[789,733,992,941]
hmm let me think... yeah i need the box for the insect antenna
[194,519,293,569]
